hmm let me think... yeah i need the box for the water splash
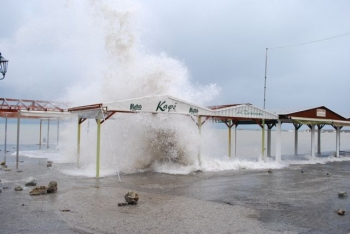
[59,0,220,175]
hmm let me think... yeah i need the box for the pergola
[68,95,278,178]
[0,98,70,167]
[278,106,350,159]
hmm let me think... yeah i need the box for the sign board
[316,109,326,117]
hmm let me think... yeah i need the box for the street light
[0,52,9,80]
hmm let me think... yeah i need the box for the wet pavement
[1,156,350,233]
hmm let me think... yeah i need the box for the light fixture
[0,52,9,80]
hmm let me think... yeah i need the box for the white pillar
[311,125,316,159]
[197,116,202,166]
[335,126,340,157]
[16,111,21,169]
[294,128,298,155]
[233,124,237,158]
[4,115,8,163]
[275,120,282,162]
[56,118,60,149]
[47,119,50,148]
[267,127,271,157]
[228,125,232,158]
[39,119,42,150]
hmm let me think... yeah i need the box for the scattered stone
[4,168,11,172]
[326,172,331,176]
[29,186,47,195]
[2,186,10,190]
[337,209,345,215]
[124,191,139,205]
[118,202,128,206]
[47,181,58,193]
[301,170,304,173]
[17,170,23,173]
[14,186,23,191]
[25,177,37,186]
[267,169,273,173]
[47,161,52,167]
[0,188,2,193]
[60,209,71,212]
[338,192,348,198]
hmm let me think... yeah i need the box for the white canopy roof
[105,95,213,116]
[69,95,279,121]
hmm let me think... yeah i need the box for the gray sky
[1,0,349,116]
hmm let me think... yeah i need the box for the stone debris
[60,209,71,212]
[29,186,47,195]
[301,170,304,173]
[47,161,53,167]
[338,192,348,198]
[267,169,273,173]
[118,202,128,206]
[0,188,2,193]
[326,172,331,176]
[337,209,345,216]
[4,168,11,172]
[14,186,23,191]
[25,177,37,186]
[122,191,139,205]
[47,181,58,193]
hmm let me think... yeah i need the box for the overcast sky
[0,0,349,116]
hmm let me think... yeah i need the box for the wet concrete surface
[1,157,350,233]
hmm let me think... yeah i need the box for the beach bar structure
[0,98,70,167]
[68,95,279,178]
[277,106,350,159]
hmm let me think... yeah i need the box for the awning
[19,110,73,119]
[290,117,350,126]
[290,117,333,125]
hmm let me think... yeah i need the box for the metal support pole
[336,126,340,157]
[77,118,81,167]
[317,126,321,154]
[267,127,271,157]
[261,48,268,161]
[16,111,21,169]
[56,118,60,149]
[294,127,298,155]
[47,119,50,148]
[261,120,265,160]
[233,124,237,158]
[39,119,42,149]
[3,114,8,164]
[228,124,232,157]
[197,116,202,166]
[311,125,316,159]
[96,118,101,178]
[275,119,282,162]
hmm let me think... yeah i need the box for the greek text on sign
[316,109,326,117]
[236,110,263,116]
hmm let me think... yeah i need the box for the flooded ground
[1,154,350,234]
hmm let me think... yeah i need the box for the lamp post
[261,48,268,161]
[0,52,9,80]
